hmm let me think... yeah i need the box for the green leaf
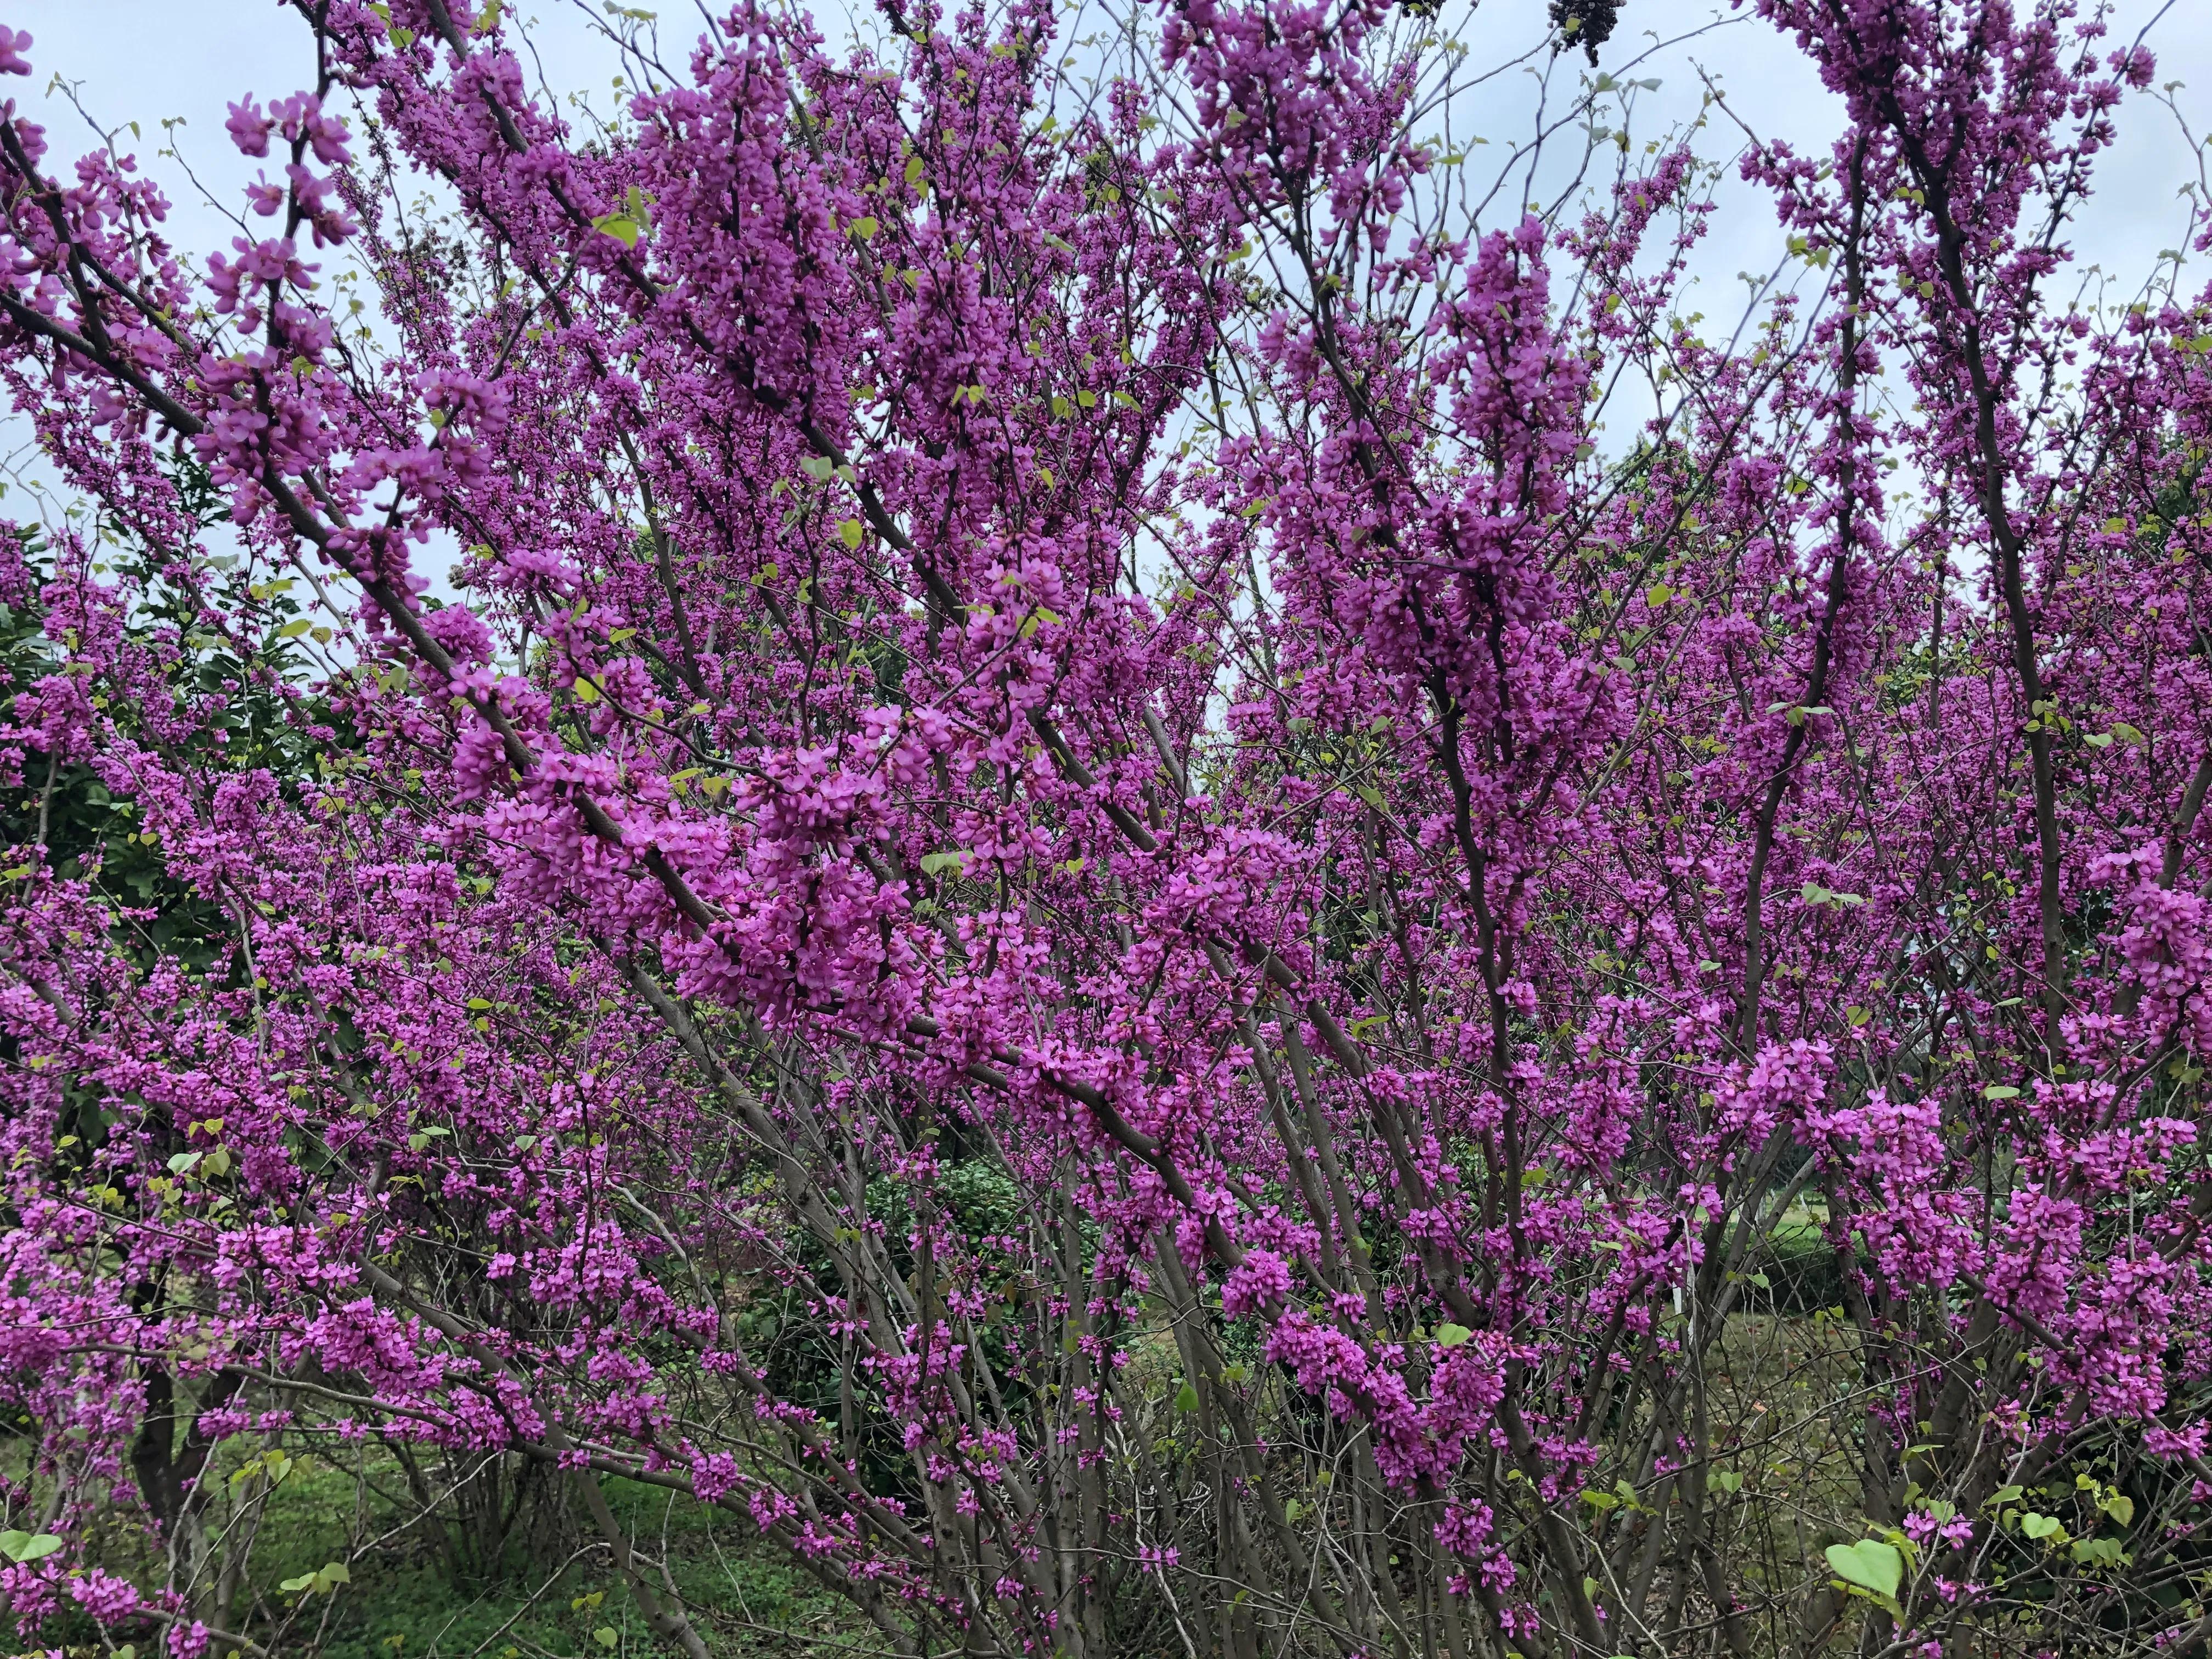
[1435,1323,1472,1349]
[918,850,969,877]
[1982,1085,2021,1101]
[849,215,879,241]
[1824,1538,1902,1600]
[0,1530,61,1563]
[2103,1493,2135,1526]
[594,1629,620,1652]
[800,455,834,482]
[2071,1535,2124,1568]
[2021,1511,2063,1542]
[590,213,641,248]
[1174,1381,1201,1413]
[839,518,866,549]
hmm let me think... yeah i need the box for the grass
[47,1449,877,1659]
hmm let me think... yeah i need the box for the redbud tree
[0,0,2208,1655]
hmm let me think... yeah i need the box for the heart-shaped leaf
[2021,1511,2063,1542]
[1825,1538,1901,1600]
[1435,1323,1472,1349]
[0,1530,61,1564]
[589,212,641,248]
